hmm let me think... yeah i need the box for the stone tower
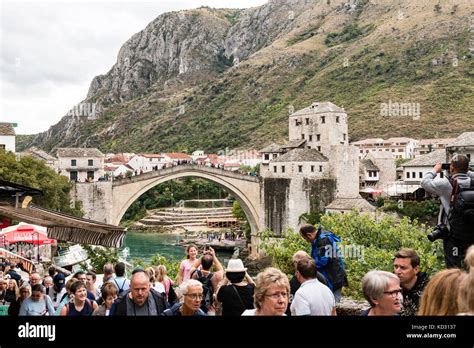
[288,102,348,157]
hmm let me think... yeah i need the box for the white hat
[225,259,247,273]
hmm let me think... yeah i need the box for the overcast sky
[0,0,268,135]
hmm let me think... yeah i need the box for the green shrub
[258,211,444,300]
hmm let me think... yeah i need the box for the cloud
[0,0,267,134]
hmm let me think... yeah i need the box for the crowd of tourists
[1,231,472,316]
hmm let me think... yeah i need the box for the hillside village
[2,101,473,210]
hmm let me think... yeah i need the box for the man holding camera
[421,154,474,268]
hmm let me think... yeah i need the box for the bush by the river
[259,210,444,300]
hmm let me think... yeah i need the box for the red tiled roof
[0,124,15,136]
[138,153,164,159]
[164,153,191,159]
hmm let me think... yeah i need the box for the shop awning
[384,184,421,196]
[0,203,126,248]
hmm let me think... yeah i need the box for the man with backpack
[111,262,130,295]
[421,154,474,268]
[191,247,223,314]
[299,224,348,303]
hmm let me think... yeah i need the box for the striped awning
[0,203,126,248]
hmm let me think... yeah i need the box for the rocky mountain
[20,0,474,153]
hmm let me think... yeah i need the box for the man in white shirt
[290,258,336,316]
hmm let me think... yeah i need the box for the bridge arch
[111,166,262,246]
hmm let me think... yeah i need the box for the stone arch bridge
[72,165,264,251]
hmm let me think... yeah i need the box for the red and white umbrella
[0,223,55,245]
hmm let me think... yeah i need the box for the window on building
[281,166,285,173]
[317,146,321,152]
[321,116,325,124]
[368,171,372,177]
[71,159,76,166]
[360,150,363,153]
[305,118,309,125]
[273,154,278,159]
[336,116,339,123]
[407,172,410,179]
[0,145,5,151]
[419,172,423,179]
[70,171,78,181]
[298,165,303,173]
[87,171,94,181]
[264,154,270,160]
[398,149,403,152]
[88,159,93,166]
[392,149,395,152]
[319,165,323,172]
[316,134,321,141]
[302,134,305,139]
[412,172,416,178]
[311,165,315,172]
[309,135,313,142]
[343,134,346,141]
[273,166,277,173]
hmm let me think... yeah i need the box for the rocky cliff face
[21,0,474,153]
[87,0,314,106]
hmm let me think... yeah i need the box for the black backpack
[196,270,213,313]
[448,176,474,242]
[113,278,127,295]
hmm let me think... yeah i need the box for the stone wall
[304,178,337,212]
[71,182,113,223]
[329,145,360,198]
[263,178,290,235]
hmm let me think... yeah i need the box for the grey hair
[362,270,399,307]
[179,279,202,296]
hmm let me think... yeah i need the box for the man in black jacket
[393,248,429,316]
[111,269,167,316]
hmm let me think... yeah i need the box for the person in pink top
[178,245,198,286]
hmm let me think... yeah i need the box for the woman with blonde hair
[457,272,474,315]
[5,278,20,315]
[146,267,165,293]
[9,284,31,316]
[418,269,466,316]
[155,265,176,304]
[242,267,289,316]
[464,245,474,272]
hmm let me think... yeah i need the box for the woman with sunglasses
[361,270,402,316]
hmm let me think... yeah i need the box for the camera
[441,163,450,170]
[427,224,448,242]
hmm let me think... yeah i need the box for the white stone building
[259,101,373,233]
[161,153,192,166]
[56,148,105,182]
[0,124,15,153]
[128,154,165,173]
[402,150,446,185]
[265,149,329,179]
[352,137,418,159]
[415,138,456,157]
